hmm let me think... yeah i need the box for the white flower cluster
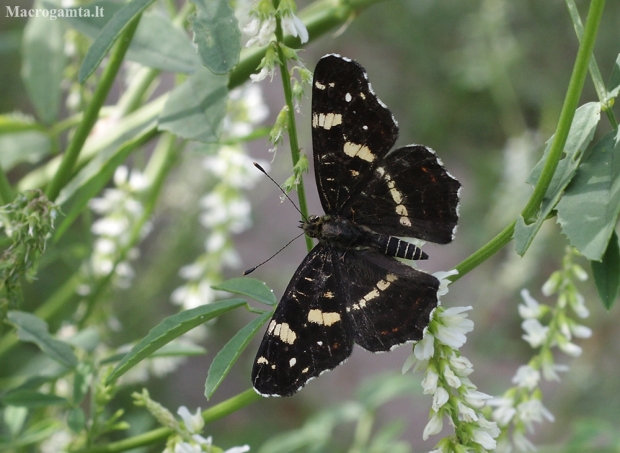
[168,406,250,453]
[134,391,250,453]
[403,271,499,452]
[489,250,591,452]
[82,166,151,291]
[171,86,269,310]
[242,0,308,82]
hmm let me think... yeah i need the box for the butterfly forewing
[312,55,398,214]
[252,245,353,397]
[345,145,461,243]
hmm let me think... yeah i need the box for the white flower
[245,17,276,47]
[557,339,582,357]
[518,289,543,319]
[281,13,308,43]
[516,399,554,429]
[433,269,458,297]
[570,323,592,338]
[442,364,461,389]
[414,333,435,360]
[521,318,549,348]
[432,387,449,411]
[421,368,439,394]
[435,306,474,349]
[471,427,497,450]
[463,389,493,409]
[177,406,204,434]
[541,360,568,381]
[471,418,500,449]
[570,292,590,318]
[449,354,474,376]
[488,396,516,426]
[457,401,478,422]
[512,365,540,390]
[423,411,443,440]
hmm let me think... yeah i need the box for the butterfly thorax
[302,215,371,249]
[302,215,428,260]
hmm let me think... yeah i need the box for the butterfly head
[301,214,323,239]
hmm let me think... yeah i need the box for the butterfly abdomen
[369,233,428,260]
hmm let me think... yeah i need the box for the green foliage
[78,0,156,83]
[591,230,620,309]
[107,298,247,384]
[6,311,77,368]
[190,0,242,74]
[158,67,229,142]
[212,277,277,306]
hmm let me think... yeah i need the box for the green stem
[521,0,605,223]
[452,221,516,282]
[45,15,142,201]
[274,17,314,252]
[76,389,261,453]
[451,0,606,281]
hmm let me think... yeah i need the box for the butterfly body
[252,55,460,397]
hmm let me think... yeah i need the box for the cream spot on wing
[383,172,411,225]
[289,358,297,367]
[324,290,335,298]
[267,320,276,334]
[360,92,366,99]
[302,367,309,373]
[345,92,352,102]
[272,322,297,344]
[308,309,341,326]
[315,81,326,90]
[350,170,360,177]
[329,82,335,87]
[400,217,412,226]
[343,142,375,162]
[257,356,269,364]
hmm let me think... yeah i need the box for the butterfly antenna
[243,230,306,275]
[253,162,305,220]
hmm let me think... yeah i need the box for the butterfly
[252,54,460,397]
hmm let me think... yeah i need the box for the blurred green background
[1,0,619,451]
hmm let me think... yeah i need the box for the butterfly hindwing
[312,54,398,214]
[338,250,439,352]
[345,145,461,243]
[252,245,353,397]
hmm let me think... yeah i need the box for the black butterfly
[252,54,460,397]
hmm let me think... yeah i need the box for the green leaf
[106,298,246,384]
[100,341,206,365]
[58,1,199,74]
[7,311,78,368]
[4,406,28,436]
[78,0,155,83]
[515,102,601,255]
[607,53,620,101]
[2,390,68,408]
[67,407,86,433]
[190,0,241,74]
[205,311,272,399]
[158,67,228,142]
[0,131,51,171]
[557,130,620,260]
[73,363,92,405]
[212,277,277,306]
[591,230,620,310]
[21,0,66,123]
